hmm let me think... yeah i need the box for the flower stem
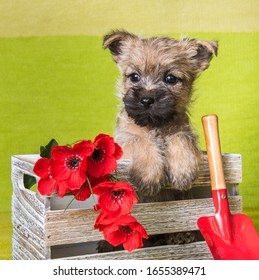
[86,175,97,204]
[115,169,118,181]
[66,139,83,147]
[64,188,82,211]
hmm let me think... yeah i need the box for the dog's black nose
[140,97,155,108]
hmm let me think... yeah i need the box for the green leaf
[40,138,58,159]
[24,174,37,190]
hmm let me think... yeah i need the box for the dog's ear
[103,30,137,63]
[183,39,218,73]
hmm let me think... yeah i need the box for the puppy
[103,30,217,202]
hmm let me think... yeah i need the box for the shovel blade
[198,213,259,260]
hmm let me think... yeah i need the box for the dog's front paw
[166,136,200,191]
[168,165,198,191]
[129,158,164,198]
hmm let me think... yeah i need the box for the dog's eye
[164,74,178,85]
[129,73,141,83]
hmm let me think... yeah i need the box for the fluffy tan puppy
[104,30,217,202]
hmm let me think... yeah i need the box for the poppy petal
[65,169,87,191]
[37,177,57,196]
[98,193,120,213]
[56,181,69,197]
[33,158,50,178]
[73,140,94,157]
[113,143,123,160]
[103,227,127,247]
[73,184,91,201]
[94,212,116,230]
[51,145,71,160]
[94,134,114,153]
[123,232,143,252]
[50,159,71,180]
[87,156,117,178]
[92,181,114,195]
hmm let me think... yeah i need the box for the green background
[0,0,259,259]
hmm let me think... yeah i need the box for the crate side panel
[45,196,242,246]
[11,157,50,259]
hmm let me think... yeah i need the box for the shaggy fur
[103,30,217,202]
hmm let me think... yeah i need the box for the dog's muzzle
[123,88,176,127]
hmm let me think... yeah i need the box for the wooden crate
[11,153,242,260]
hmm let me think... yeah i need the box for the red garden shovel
[198,114,259,260]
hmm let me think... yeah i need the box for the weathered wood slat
[12,236,38,260]
[195,153,242,186]
[61,241,212,260]
[116,153,242,186]
[12,153,242,191]
[12,232,47,260]
[45,196,242,246]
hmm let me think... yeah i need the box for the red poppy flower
[102,215,148,252]
[33,157,57,196]
[50,140,94,191]
[93,181,138,216]
[87,134,123,178]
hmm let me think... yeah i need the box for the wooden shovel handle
[202,114,226,191]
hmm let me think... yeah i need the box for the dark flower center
[112,190,125,203]
[92,147,106,163]
[65,155,82,171]
[118,225,134,235]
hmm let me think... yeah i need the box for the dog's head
[104,30,217,127]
